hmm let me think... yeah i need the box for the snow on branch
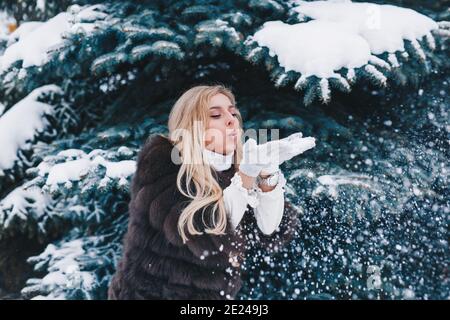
[0,143,135,247]
[22,237,98,300]
[194,19,244,52]
[0,4,107,73]
[0,85,62,173]
[21,220,125,300]
[245,0,443,105]
[0,185,52,241]
[33,147,136,196]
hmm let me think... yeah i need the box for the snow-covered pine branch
[32,147,136,197]
[244,0,443,105]
[0,143,135,246]
[0,85,62,188]
[0,4,107,74]
[21,223,126,300]
[194,19,244,53]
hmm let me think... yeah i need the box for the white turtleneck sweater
[202,148,286,235]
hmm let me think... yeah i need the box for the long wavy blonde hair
[167,84,244,244]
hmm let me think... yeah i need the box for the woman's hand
[238,132,316,184]
[260,132,316,174]
[238,138,272,190]
[238,138,273,178]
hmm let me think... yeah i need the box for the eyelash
[211,113,238,118]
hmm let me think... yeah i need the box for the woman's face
[204,93,240,155]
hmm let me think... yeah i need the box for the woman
[108,84,316,299]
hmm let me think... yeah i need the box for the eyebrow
[209,105,236,110]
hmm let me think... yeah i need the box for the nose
[225,111,235,127]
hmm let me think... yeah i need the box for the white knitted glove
[238,138,273,177]
[260,132,316,175]
[240,133,316,177]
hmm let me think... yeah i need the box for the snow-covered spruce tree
[0,0,448,299]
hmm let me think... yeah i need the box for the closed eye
[211,113,238,118]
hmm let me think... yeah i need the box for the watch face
[268,172,279,186]
[260,171,279,186]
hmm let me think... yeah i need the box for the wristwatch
[256,170,280,187]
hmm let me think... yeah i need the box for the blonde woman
[108,84,316,300]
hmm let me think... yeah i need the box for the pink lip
[228,131,237,137]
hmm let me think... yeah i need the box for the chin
[225,146,236,155]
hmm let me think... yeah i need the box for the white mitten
[260,162,280,176]
[239,138,272,177]
[277,132,316,162]
[260,132,316,174]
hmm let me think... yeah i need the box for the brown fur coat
[108,134,299,300]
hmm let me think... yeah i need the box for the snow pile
[0,84,62,172]
[292,0,438,54]
[250,0,438,79]
[5,21,44,47]
[0,5,106,72]
[0,12,71,71]
[253,20,371,78]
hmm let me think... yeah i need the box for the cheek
[205,123,226,143]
